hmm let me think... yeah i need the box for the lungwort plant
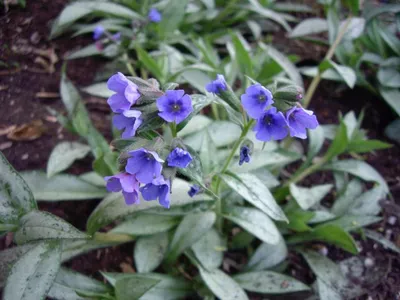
[0,62,395,299]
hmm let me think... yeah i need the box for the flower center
[258,94,266,103]
[145,153,154,161]
[263,115,272,125]
[172,104,181,112]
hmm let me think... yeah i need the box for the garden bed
[1,1,399,299]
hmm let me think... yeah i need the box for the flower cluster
[240,83,319,142]
[104,73,194,208]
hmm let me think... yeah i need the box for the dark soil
[1,1,399,299]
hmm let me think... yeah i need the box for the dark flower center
[258,94,266,103]
[263,115,273,125]
[172,104,181,112]
[145,153,154,161]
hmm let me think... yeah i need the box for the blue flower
[113,110,142,138]
[241,84,273,119]
[140,176,170,208]
[286,107,318,139]
[188,185,200,197]
[126,148,164,184]
[112,32,121,41]
[156,90,193,124]
[206,74,227,94]
[104,173,140,205]
[93,25,105,40]
[253,107,288,141]
[167,147,192,168]
[239,146,251,165]
[148,8,162,23]
[107,72,140,113]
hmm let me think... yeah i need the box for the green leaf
[323,121,348,160]
[342,0,359,14]
[258,43,303,88]
[379,87,400,116]
[79,172,106,187]
[365,4,400,21]
[347,139,391,153]
[0,244,37,288]
[0,152,36,224]
[115,276,160,300]
[66,44,102,60]
[199,267,248,300]
[51,1,142,37]
[247,0,291,32]
[47,142,91,178]
[199,130,218,174]
[348,186,385,216]
[331,178,363,216]
[285,209,314,232]
[87,178,212,234]
[223,206,281,245]
[166,211,216,263]
[82,82,113,98]
[14,210,88,244]
[322,159,388,193]
[323,59,357,88]
[306,125,325,162]
[234,271,310,294]
[245,238,287,271]
[48,267,111,300]
[220,173,287,222]
[177,115,212,137]
[229,32,253,76]
[111,214,180,236]
[21,171,106,201]
[135,232,169,273]
[289,18,328,38]
[301,250,363,298]
[290,224,358,254]
[159,0,189,36]
[181,69,212,93]
[385,118,400,144]
[137,47,164,81]
[192,228,225,270]
[378,68,400,88]
[101,273,192,300]
[326,215,381,232]
[3,241,61,300]
[178,94,214,131]
[365,229,400,254]
[290,184,333,210]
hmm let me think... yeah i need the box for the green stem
[93,232,134,243]
[123,53,136,77]
[170,122,177,138]
[214,119,254,233]
[283,157,327,187]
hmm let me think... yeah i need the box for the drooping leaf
[289,18,328,38]
[379,87,400,116]
[115,276,160,300]
[3,241,61,300]
[245,238,287,271]
[199,267,249,300]
[290,184,333,210]
[192,228,225,270]
[0,152,36,225]
[234,271,310,294]
[331,178,363,216]
[111,214,180,236]
[47,142,91,178]
[223,206,281,245]
[348,186,385,216]
[220,172,287,222]
[48,267,111,300]
[21,171,106,201]
[82,82,113,98]
[326,215,381,232]
[14,210,89,244]
[365,229,400,254]
[87,178,212,234]
[247,0,291,32]
[165,211,216,264]
[135,232,169,273]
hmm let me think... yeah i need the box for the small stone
[0,142,12,150]
[30,32,41,44]
[364,257,374,268]
[388,216,397,225]
[21,153,29,160]
[318,246,328,256]
[385,229,393,240]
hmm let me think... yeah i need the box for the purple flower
[156,90,193,124]
[188,185,200,197]
[104,173,140,205]
[239,146,251,165]
[167,147,192,168]
[112,32,121,41]
[253,107,288,141]
[107,72,140,113]
[241,84,273,119]
[148,8,162,23]
[93,25,105,40]
[206,74,227,94]
[286,107,318,139]
[126,148,164,184]
[113,110,142,138]
[140,176,170,208]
